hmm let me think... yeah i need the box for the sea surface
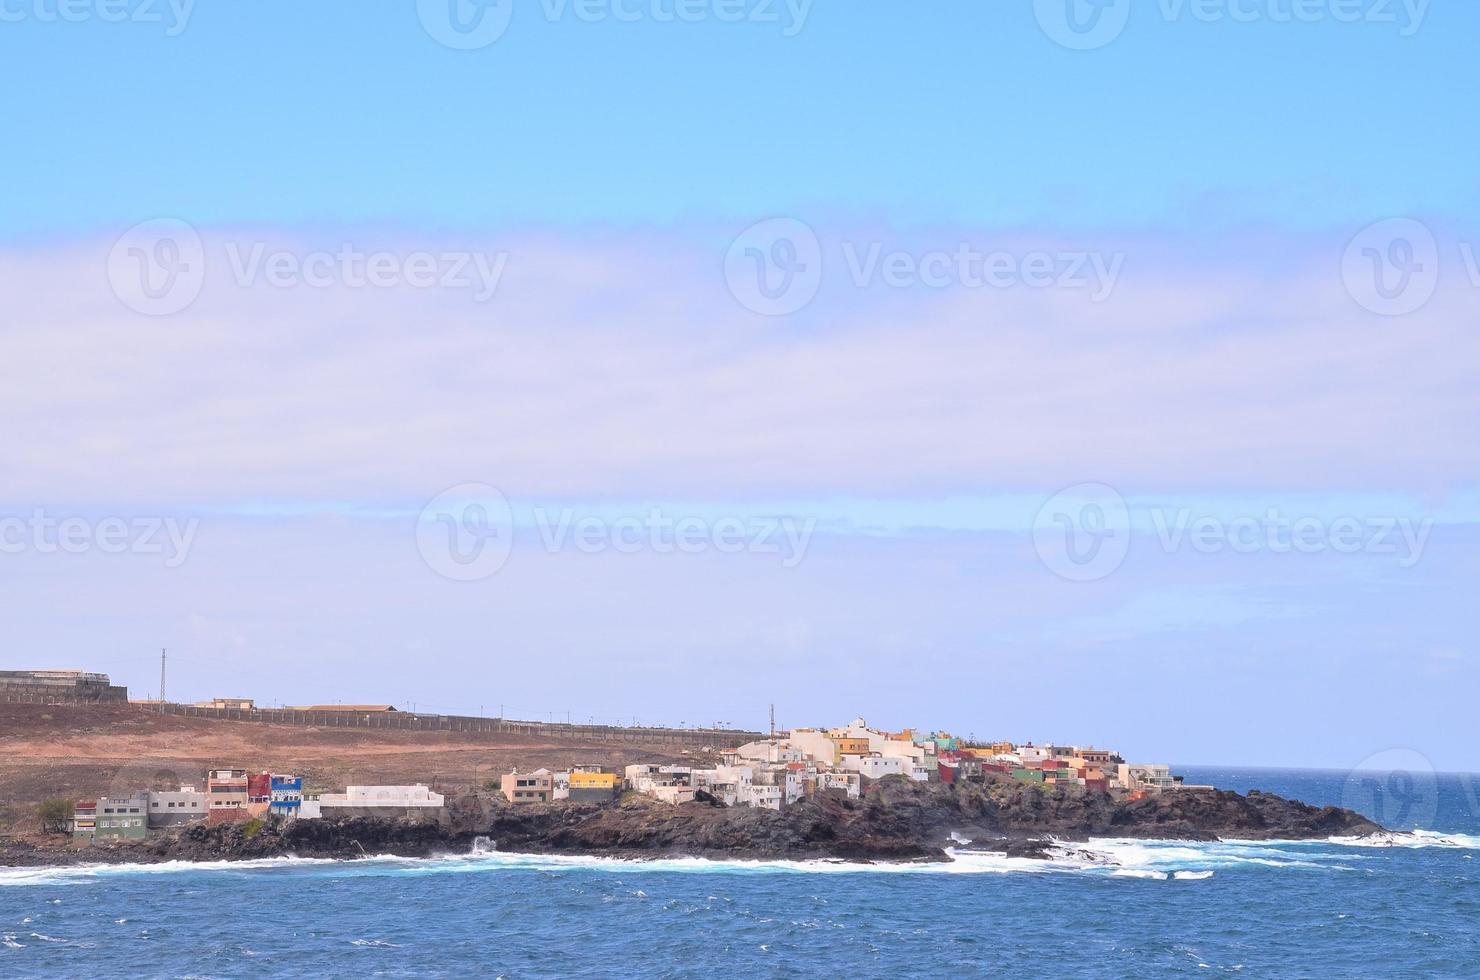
[3,767,1479,978]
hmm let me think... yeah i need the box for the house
[196,697,255,710]
[551,770,572,800]
[814,770,861,798]
[246,772,272,816]
[316,784,446,817]
[501,770,554,804]
[740,784,782,810]
[567,770,618,802]
[73,799,96,838]
[840,755,905,779]
[147,785,207,828]
[76,794,149,841]
[269,774,303,819]
[830,736,872,760]
[1116,763,1177,793]
[206,768,250,823]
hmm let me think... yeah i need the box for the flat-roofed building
[147,785,207,828]
[76,794,149,840]
[314,784,446,820]
[206,768,249,823]
[567,770,618,802]
[0,669,127,702]
[501,770,554,804]
[194,697,256,710]
[269,774,304,819]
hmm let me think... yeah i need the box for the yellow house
[569,771,617,790]
[830,736,871,760]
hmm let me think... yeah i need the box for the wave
[1322,829,1480,850]
[1,829,1473,887]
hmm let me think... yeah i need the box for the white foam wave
[0,828,1472,886]
[1322,829,1480,850]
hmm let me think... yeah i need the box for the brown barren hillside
[0,702,696,835]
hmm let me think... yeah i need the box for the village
[67,715,1205,844]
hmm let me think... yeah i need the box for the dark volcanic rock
[0,777,1384,868]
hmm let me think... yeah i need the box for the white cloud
[2,225,1476,509]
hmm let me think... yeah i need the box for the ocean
[3,767,1478,978]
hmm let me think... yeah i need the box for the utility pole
[159,648,167,703]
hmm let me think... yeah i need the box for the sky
[1,1,1477,771]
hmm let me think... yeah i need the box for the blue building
[269,774,303,819]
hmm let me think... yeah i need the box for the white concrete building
[146,785,207,828]
[841,755,906,779]
[734,740,805,765]
[816,771,861,798]
[317,784,445,810]
[741,784,782,810]
[1116,764,1176,793]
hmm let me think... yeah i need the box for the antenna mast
[159,648,167,703]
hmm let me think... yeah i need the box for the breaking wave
[1,830,1473,887]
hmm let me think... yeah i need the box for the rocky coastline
[0,776,1385,869]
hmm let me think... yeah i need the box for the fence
[139,701,761,749]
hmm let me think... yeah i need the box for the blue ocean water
[3,767,1479,978]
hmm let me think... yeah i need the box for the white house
[841,755,906,779]
[317,784,445,809]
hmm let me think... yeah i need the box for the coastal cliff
[0,775,1383,868]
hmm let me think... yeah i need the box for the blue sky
[2,1,1477,769]
[3,1,1477,235]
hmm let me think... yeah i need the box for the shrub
[39,799,73,834]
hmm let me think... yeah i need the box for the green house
[75,794,150,842]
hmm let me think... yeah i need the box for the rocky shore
[0,776,1384,869]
